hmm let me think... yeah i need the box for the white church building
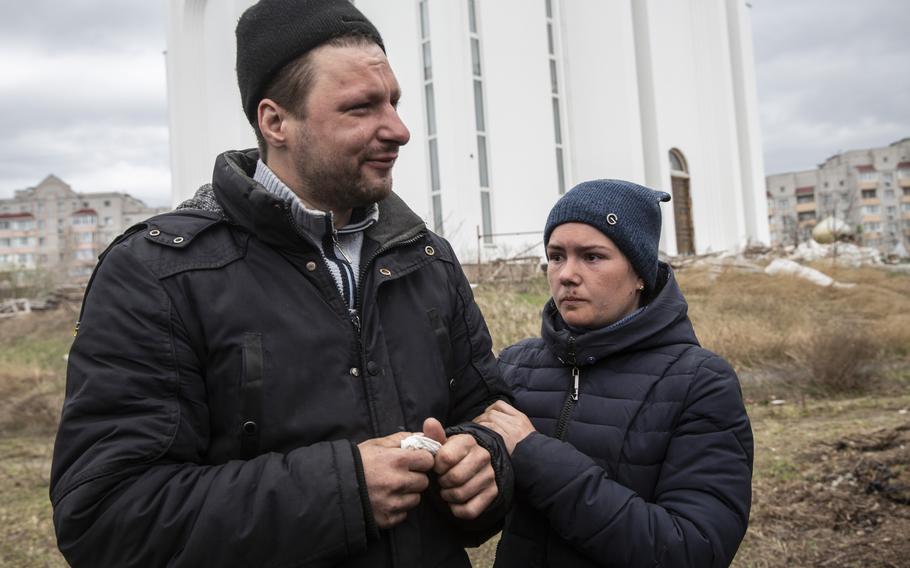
[166,0,769,260]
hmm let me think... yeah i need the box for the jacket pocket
[239,332,263,459]
[426,308,455,386]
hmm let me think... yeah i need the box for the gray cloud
[752,0,910,173]
[0,0,164,54]
[0,0,169,206]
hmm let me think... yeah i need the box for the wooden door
[671,176,695,255]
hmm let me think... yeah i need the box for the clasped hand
[357,417,498,529]
[473,400,535,456]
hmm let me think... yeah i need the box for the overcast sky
[1,0,908,207]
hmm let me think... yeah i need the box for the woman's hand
[474,400,536,456]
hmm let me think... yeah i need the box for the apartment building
[0,175,168,281]
[766,138,910,254]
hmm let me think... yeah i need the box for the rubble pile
[784,240,883,267]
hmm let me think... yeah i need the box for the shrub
[793,323,879,395]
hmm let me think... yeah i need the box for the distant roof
[855,165,875,172]
[897,161,910,169]
[72,208,98,216]
[795,186,814,195]
[0,212,35,219]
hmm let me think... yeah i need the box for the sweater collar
[211,149,425,252]
[252,159,379,239]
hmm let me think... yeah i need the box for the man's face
[285,42,410,211]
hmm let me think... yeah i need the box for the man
[49,1,512,566]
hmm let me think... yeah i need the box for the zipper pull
[571,366,580,401]
[350,310,361,333]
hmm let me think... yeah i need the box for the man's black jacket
[50,149,513,567]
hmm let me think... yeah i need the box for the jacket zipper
[554,337,579,441]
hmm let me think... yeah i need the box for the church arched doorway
[669,148,695,255]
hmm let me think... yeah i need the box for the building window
[859,171,878,182]
[863,222,881,232]
[798,211,816,222]
[862,189,877,199]
[885,189,895,199]
[902,203,910,212]
[903,187,910,196]
[796,194,814,204]
[547,0,567,194]
[468,0,493,243]
[861,205,880,215]
[419,0,443,235]
[72,215,97,226]
[104,200,111,207]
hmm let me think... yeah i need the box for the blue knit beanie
[543,179,671,291]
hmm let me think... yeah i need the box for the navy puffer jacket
[494,264,753,567]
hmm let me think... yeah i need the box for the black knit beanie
[543,179,671,291]
[236,0,385,124]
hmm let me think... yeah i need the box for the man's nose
[380,106,410,146]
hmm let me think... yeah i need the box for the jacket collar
[541,263,699,366]
[211,149,426,252]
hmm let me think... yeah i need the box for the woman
[476,179,753,567]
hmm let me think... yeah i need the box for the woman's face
[546,223,644,330]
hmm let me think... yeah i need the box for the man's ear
[258,98,288,149]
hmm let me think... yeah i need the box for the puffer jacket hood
[540,263,698,366]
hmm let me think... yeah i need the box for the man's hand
[474,400,535,456]
[423,418,498,520]
[357,432,435,528]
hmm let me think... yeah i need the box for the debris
[771,399,787,406]
[0,298,32,319]
[764,258,856,288]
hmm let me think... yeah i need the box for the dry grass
[1,265,909,567]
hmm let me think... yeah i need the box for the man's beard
[291,133,394,212]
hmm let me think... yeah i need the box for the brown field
[2,263,909,567]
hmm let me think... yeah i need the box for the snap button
[350,367,360,377]
[448,378,456,389]
[173,236,185,244]
[149,229,161,237]
[367,361,380,376]
[424,246,435,256]
[306,261,317,272]
[379,268,392,276]
[241,420,258,435]
[606,213,618,225]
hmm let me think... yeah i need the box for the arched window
[669,148,688,175]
